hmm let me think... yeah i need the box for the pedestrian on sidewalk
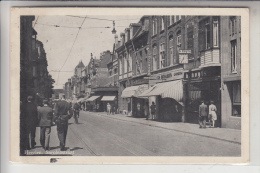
[24,96,38,150]
[209,100,217,128]
[107,103,111,115]
[73,102,80,124]
[53,96,73,151]
[150,102,156,120]
[199,100,208,128]
[38,99,53,151]
[145,101,149,120]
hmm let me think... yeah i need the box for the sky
[33,15,142,89]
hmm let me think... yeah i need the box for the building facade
[220,16,241,129]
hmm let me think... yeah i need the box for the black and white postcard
[10,8,249,164]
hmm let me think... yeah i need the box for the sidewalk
[96,112,241,144]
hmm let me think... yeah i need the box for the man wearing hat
[53,95,73,151]
[24,96,38,149]
[38,99,53,151]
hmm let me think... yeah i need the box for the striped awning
[101,96,116,101]
[121,84,148,98]
[86,96,101,102]
[140,80,183,102]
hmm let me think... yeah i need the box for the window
[213,18,219,47]
[232,82,241,117]
[169,16,173,26]
[231,40,237,73]
[153,18,157,35]
[187,26,194,59]
[169,36,174,65]
[119,56,123,75]
[114,68,117,74]
[177,31,181,52]
[128,50,132,72]
[205,19,210,49]
[140,60,143,73]
[32,66,37,77]
[230,17,236,36]
[174,15,181,23]
[161,17,165,31]
[153,45,157,70]
[159,42,165,68]
[124,53,128,73]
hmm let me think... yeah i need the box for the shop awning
[86,96,101,102]
[101,96,116,101]
[140,80,183,102]
[121,84,148,98]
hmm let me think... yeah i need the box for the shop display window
[232,81,241,117]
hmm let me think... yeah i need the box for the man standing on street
[199,100,208,128]
[38,99,53,151]
[53,96,73,151]
[73,102,80,124]
[24,96,38,150]
[150,102,156,120]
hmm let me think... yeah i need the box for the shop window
[159,42,165,68]
[232,82,241,117]
[231,40,237,73]
[152,44,157,70]
[169,35,174,65]
[177,31,181,52]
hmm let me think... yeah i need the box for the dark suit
[199,103,208,128]
[73,103,80,124]
[53,100,72,150]
[23,101,38,149]
[38,105,53,149]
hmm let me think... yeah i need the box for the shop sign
[133,78,149,85]
[154,70,184,81]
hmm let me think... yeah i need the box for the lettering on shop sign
[133,78,149,85]
[156,71,183,80]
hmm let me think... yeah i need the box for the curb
[97,113,241,145]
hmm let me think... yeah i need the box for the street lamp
[111,21,116,34]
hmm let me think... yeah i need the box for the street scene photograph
[18,12,243,158]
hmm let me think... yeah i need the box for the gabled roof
[76,60,85,68]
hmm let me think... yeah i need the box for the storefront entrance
[185,80,221,126]
[158,97,182,122]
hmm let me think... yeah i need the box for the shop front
[184,66,221,126]
[121,84,148,117]
[100,95,118,113]
[86,95,101,112]
[140,79,184,122]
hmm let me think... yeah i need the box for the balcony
[199,48,221,68]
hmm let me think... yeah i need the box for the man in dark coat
[199,100,208,128]
[24,96,38,149]
[73,102,80,124]
[38,99,53,151]
[53,96,73,151]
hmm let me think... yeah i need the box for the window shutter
[199,22,205,52]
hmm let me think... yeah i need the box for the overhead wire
[56,16,87,85]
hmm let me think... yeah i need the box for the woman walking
[209,100,217,128]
